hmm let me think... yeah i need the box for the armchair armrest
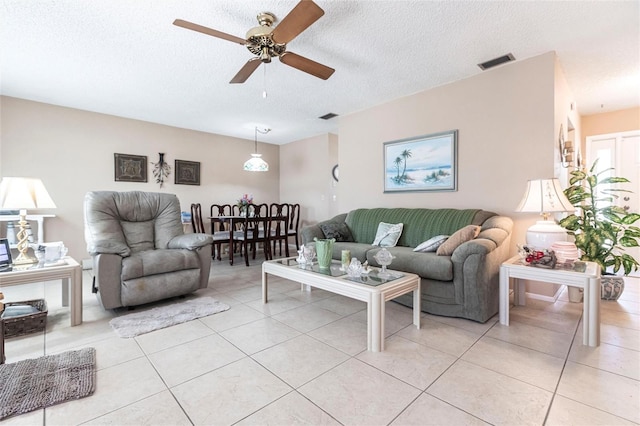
[168,233,213,250]
[87,240,131,257]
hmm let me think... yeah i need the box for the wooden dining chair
[231,203,271,266]
[208,203,232,261]
[287,203,301,250]
[190,203,206,233]
[269,203,290,258]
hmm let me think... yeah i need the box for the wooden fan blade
[230,58,262,84]
[271,0,324,44]
[173,19,246,45]
[280,52,334,80]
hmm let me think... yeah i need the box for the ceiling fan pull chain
[262,65,268,99]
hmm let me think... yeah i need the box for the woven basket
[2,299,48,338]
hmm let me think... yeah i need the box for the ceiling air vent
[319,112,338,120]
[477,53,515,70]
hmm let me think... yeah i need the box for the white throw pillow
[372,222,404,247]
[413,235,449,252]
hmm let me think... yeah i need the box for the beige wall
[582,107,640,140]
[337,52,559,251]
[0,96,280,262]
[279,132,338,230]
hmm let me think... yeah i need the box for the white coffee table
[262,258,421,352]
[499,255,601,346]
[0,257,83,326]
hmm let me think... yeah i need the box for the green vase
[314,237,335,269]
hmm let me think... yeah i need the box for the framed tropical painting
[383,130,458,193]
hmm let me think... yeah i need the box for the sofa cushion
[436,225,481,256]
[320,222,354,242]
[332,242,372,263]
[121,248,200,281]
[367,246,453,281]
[413,235,449,252]
[372,222,404,247]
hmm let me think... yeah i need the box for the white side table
[499,255,600,347]
[0,257,82,326]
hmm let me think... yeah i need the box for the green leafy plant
[559,159,640,275]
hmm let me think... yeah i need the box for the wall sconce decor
[151,153,171,188]
[559,124,574,168]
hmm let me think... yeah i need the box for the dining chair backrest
[287,203,301,249]
[210,203,232,217]
[248,203,269,218]
[210,204,232,231]
[269,203,289,235]
[190,203,206,234]
[288,203,300,232]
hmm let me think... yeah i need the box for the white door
[587,131,640,275]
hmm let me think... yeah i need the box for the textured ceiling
[1,0,638,145]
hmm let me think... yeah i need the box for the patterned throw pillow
[436,225,481,256]
[320,222,354,242]
[413,235,449,252]
[372,222,404,247]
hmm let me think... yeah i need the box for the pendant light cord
[254,126,271,153]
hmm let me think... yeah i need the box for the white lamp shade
[0,177,56,209]
[515,178,573,214]
[243,154,269,172]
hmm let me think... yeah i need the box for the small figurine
[520,245,557,269]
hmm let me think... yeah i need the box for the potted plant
[559,159,640,299]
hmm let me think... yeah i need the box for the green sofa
[301,208,513,323]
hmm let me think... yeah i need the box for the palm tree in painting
[394,156,403,179]
[400,149,412,177]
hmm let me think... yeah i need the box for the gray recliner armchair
[84,191,213,309]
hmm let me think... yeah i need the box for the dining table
[209,215,272,266]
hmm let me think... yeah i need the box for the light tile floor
[2,254,639,425]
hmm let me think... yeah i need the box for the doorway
[587,130,640,275]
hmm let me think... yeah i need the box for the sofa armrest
[451,238,497,262]
[87,240,131,257]
[450,231,512,322]
[168,233,213,250]
[301,213,348,245]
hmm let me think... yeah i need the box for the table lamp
[515,178,574,249]
[0,177,56,264]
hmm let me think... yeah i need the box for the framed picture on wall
[383,130,458,193]
[114,153,147,182]
[175,160,200,185]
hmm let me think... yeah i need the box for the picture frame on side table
[114,153,147,182]
[175,160,200,185]
[383,130,458,193]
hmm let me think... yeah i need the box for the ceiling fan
[173,0,335,84]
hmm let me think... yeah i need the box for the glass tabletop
[0,259,68,274]
[273,258,405,286]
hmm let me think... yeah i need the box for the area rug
[109,297,230,338]
[0,347,96,420]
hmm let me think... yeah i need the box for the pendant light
[243,127,270,172]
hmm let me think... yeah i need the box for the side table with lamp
[0,178,82,368]
[514,178,580,300]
